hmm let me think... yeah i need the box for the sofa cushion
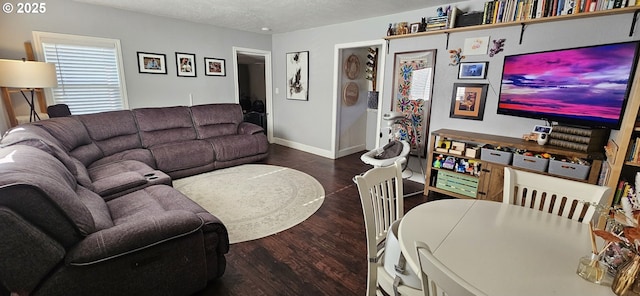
[190,104,242,139]
[79,110,143,156]
[149,140,214,172]
[107,185,214,226]
[206,134,269,161]
[0,146,100,236]
[34,117,103,167]
[90,148,156,169]
[71,157,94,190]
[1,125,77,175]
[134,106,197,148]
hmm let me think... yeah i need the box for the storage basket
[512,154,549,172]
[480,148,513,165]
[548,159,590,180]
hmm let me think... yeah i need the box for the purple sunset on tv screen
[498,41,639,129]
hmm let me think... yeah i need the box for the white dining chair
[354,159,423,296]
[415,241,488,296]
[503,167,612,224]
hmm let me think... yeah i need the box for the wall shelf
[385,6,640,41]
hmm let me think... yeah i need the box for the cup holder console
[144,173,158,180]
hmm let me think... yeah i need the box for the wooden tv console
[424,129,604,202]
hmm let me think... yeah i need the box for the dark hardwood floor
[194,144,446,296]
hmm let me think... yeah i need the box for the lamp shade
[0,59,58,88]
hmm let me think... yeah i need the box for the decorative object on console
[549,125,610,152]
[175,52,196,77]
[137,52,167,74]
[286,51,309,101]
[449,83,488,120]
[458,62,488,79]
[490,38,506,57]
[0,59,58,122]
[204,57,226,76]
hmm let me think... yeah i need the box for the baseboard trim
[336,144,365,158]
[272,137,335,159]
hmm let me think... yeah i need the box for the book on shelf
[613,179,626,205]
[626,137,640,163]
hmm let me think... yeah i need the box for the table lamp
[0,59,58,122]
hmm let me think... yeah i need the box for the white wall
[271,0,640,156]
[0,0,271,133]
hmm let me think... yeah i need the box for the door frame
[232,47,273,142]
[331,40,387,159]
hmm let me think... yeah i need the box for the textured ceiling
[73,0,456,34]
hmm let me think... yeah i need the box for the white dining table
[398,199,614,296]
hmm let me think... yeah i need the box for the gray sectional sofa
[0,103,269,295]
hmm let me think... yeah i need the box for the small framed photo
[137,52,167,74]
[176,52,196,77]
[458,62,488,79]
[204,57,226,76]
[449,83,488,120]
[410,23,420,34]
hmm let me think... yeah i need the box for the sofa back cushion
[0,125,95,190]
[79,110,143,156]
[34,117,103,167]
[0,146,110,238]
[134,106,197,147]
[190,104,243,139]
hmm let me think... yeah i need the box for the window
[32,31,128,114]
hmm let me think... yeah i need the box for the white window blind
[33,32,128,115]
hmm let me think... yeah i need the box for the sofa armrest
[238,122,264,135]
[92,172,147,197]
[66,210,203,265]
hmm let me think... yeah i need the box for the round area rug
[173,164,325,244]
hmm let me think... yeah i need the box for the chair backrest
[47,104,71,118]
[502,167,611,224]
[415,241,488,296]
[354,159,404,296]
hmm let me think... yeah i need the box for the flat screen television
[497,41,640,129]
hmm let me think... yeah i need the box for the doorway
[331,40,387,159]
[233,47,273,142]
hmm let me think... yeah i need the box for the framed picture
[137,52,167,74]
[410,23,420,34]
[458,62,488,79]
[286,51,309,100]
[176,52,196,77]
[204,57,226,76]
[463,36,490,55]
[449,83,488,120]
